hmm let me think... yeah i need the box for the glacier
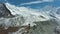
[0,3,60,34]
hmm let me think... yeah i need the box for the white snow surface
[0,3,60,34]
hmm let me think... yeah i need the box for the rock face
[54,26,60,34]
[0,27,20,34]
[0,3,14,17]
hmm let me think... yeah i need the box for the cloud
[20,1,43,5]
[42,0,54,2]
[20,0,54,5]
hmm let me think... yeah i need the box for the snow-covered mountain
[0,3,60,34]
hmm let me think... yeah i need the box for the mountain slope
[0,3,59,34]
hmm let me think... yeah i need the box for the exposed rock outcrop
[0,2,14,17]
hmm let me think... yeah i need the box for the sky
[0,0,60,9]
